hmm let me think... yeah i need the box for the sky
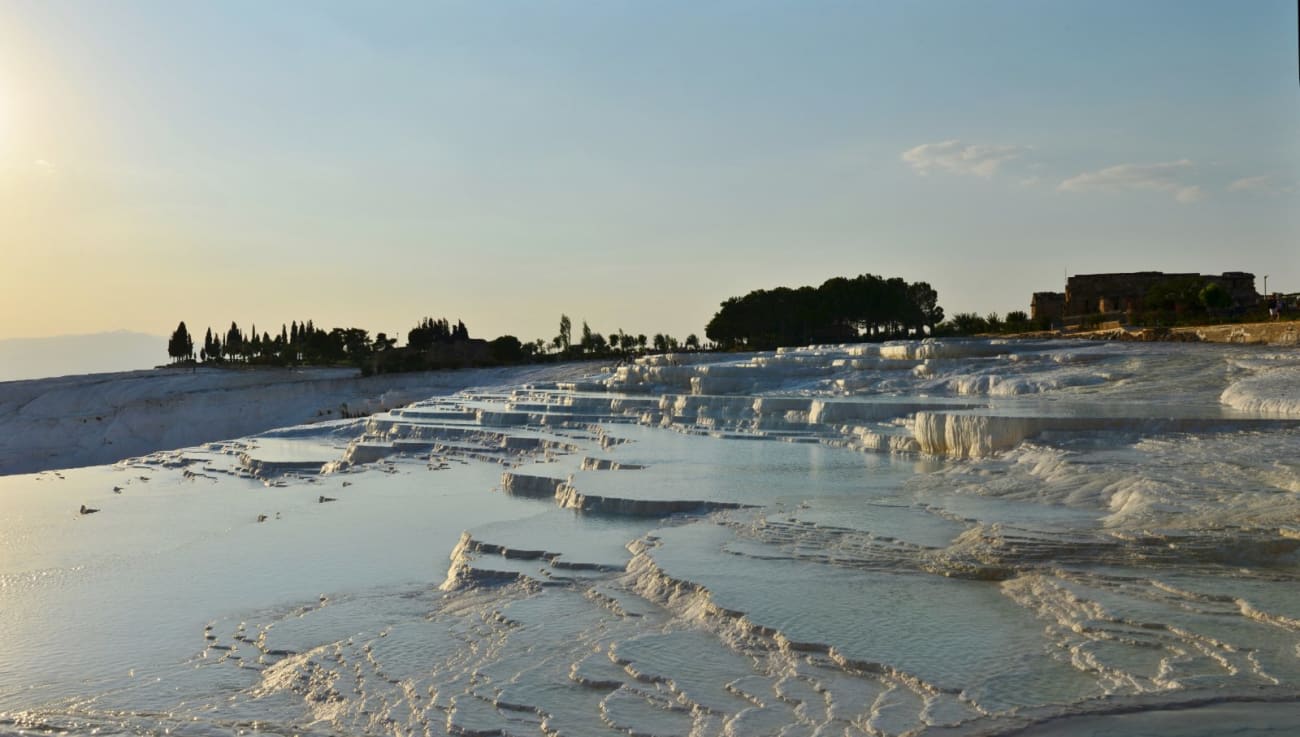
[0,0,1297,346]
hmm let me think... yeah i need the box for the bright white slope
[0,363,596,475]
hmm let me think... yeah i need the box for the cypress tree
[167,321,194,363]
[226,322,243,362]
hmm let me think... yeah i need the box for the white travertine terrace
[5,338,1299,736]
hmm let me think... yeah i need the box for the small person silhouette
[79,504,99,515]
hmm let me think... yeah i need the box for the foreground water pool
[1,339,1297,736]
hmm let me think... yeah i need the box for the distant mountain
[0,331,167,382]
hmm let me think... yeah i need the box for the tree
[374,332,397,352]
[907,281,944,332]
[706,273,945,348]
[225,322,243,363]
[557,314,572,353]
[340,328,371,358]
[1005,311,1031,332]
[408,317,459,350]
[167,322,194,363]
[1199,282,1232,313]
[489,335,524,363]
[950,312,987,335]
[1145,276,1205,315]
[246,324,258,362]
[685,334,700,350]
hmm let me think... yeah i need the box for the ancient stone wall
[1060,271,1257,317]
[1209,272,1259,307]
[1031,292,1065,323]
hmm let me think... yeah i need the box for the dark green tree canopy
[1199,282,1232,312]
[167,321,194,363]
[407,317,468,350]
[488,335,524,363]
[1145,276,1206,313]
[557,314,572,353]
[706,274,946,350]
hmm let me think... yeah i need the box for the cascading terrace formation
[2,338,1298,737]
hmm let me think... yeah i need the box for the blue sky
[0,1,1296,343]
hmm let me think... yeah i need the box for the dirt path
[1059,320,1300,345]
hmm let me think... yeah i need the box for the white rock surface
[0,363,597,475]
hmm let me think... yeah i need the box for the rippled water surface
[1,340,1298,736]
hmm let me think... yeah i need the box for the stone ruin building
[1031,271,1259,324]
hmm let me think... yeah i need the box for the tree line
[544,314,701,359]
[167,320,400,367]
[166,313,701,373]
[705,274,943,350]
[1131,277,1236,326]
[166,275,951,372]
[164,272,1280,375]
[945,311,1034,335]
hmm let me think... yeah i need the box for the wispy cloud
[33,159,57,177]
[901,140,1028,178]
[1227,175,1271,193]
[1058,160,1204,203]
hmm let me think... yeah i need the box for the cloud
[33,159,57,177]
[1058,159,1204,203]
[1227,175,1271,193]
[901,140,1028,178]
